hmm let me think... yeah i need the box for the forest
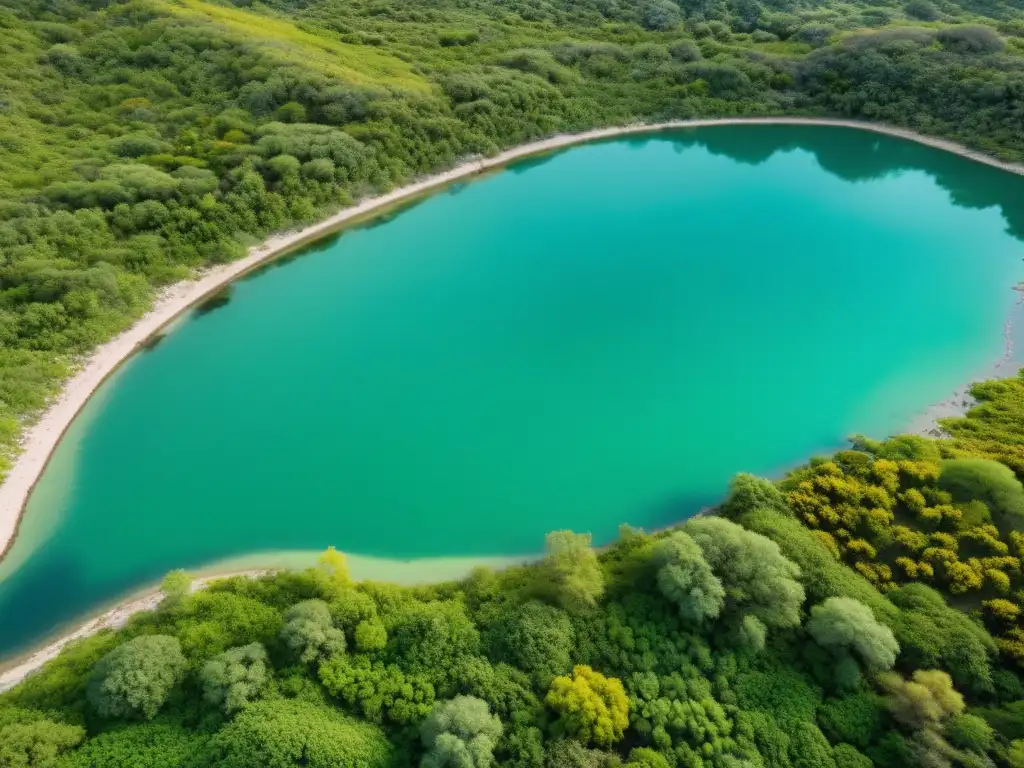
[11,374,1024,767]
[1,0,1024,476]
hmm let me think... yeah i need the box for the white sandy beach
[0,118,1023,688]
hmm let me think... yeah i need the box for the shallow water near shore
[2,124,1024,658]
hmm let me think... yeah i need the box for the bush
[807,598,899,687]
[0,707,84,767]
[200,644,271,714]
[641,0,681,31]
[421,696,502,768]
[205,699,394,768]
[794,25,835,47]
[945,713,995,752]
[940,460,1024,528]
[817,693,886,750]
[87,636,187,720]
[904,0,940,20]
[668,40,701,62]
[937,25,1005,54]
[55,722,206,768]
[497,49,575,84]
[682,63,753,97]
[546,666,628,748]
[439,29,479,46]
[280,600,346,665]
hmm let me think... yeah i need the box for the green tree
[807,598,899,687]
[205,699,394,768]
[546,666,628,748]
[159,570,192,610]
[537,531,604,613]
[0,708,83,768]
[1009,740,1024,768]
[789,722,838,768]
[354,619,388,652]
[684,517,805,641]
[319,655,435,725]
[625,747,670,767]
[387,599,480,679]
[719,473,791,519]
[279,600,345,664]
[945,713,995,753]
[888,583,996,695]
[739,508,900,625]
[833,743,872,768]
[483,601,573,685]
[53,722,206,768]
[421,696,503,768]
[329,589,378,634]
[652,531,725,626]
[543,740,621,767]
[200,643,270,714]
[161,590,283,662]
[879,670,964,731]
[817,693,885,750]
[317,547,351,589]
[939,459,1024,527]
[87,635,187,720]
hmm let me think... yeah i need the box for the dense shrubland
[1,0,1024,475]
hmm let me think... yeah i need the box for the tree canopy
[86,635,187,720]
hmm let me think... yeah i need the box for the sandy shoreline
[905,288,1024,437]
[0,549,531,692]
[0,117,1023,599]
[0,569,268,693]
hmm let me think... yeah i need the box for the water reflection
[660,125,1024,241]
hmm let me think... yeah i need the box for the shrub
[807,598,899,687]
[87,636,187,720]
[546,666,628,748]
[200,643,271,714]
[937,25,1004,54]
[420,696,502,768]
[939,459,1024,528]
[205,699,394,768]
[945,713,995,752]
[0,708,84,767]
[280,600,346,665]
[904,0,940,20]
[652,531,725,626]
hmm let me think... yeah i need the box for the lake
[2,124,1023,659]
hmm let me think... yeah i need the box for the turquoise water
[2,124,1024,658]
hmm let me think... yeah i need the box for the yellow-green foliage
[944,373,1024,475]
[786,450,1019,618]
[162,0,430,91]
[546,665,629,748]
[783,442,1024,664]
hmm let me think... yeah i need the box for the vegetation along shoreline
[2,116,1024,576]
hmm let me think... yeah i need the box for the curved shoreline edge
[4,117,1024,563]
[0,117,1023,684]
[0,551,531,691]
